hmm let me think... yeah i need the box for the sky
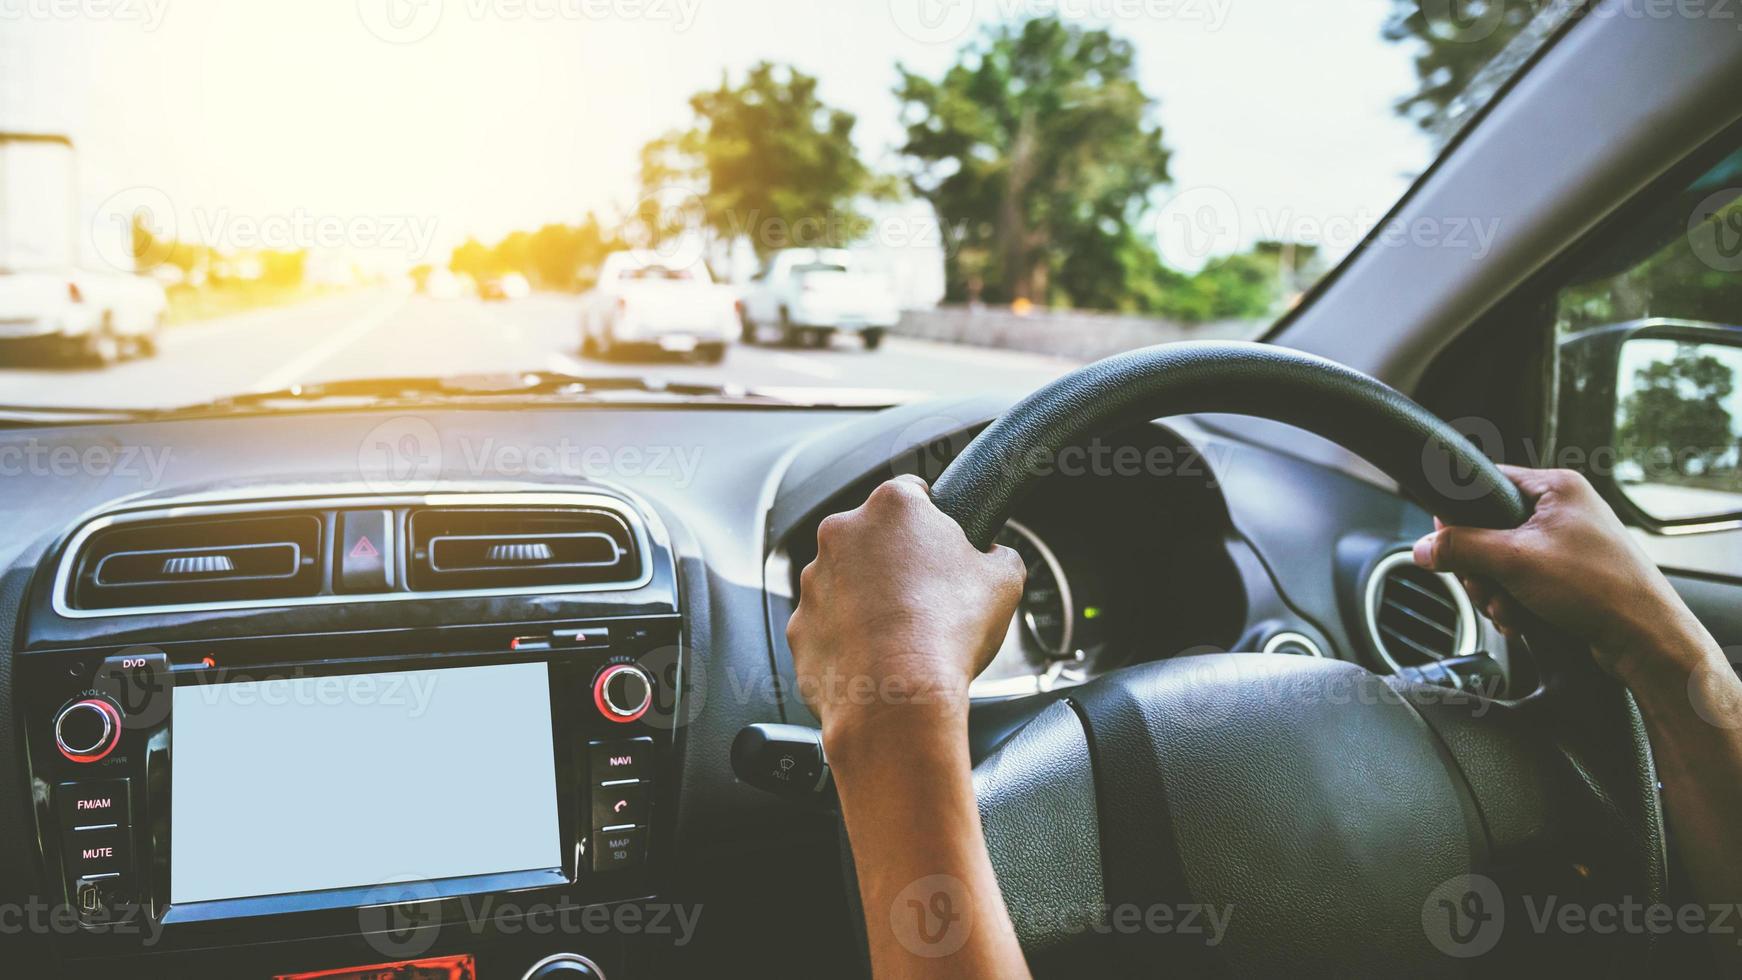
[0,0,1435,272]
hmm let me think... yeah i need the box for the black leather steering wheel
[926,341,1666,976]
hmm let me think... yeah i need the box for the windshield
[0,0,1552,410]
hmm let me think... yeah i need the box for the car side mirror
[1558,319,1742,531]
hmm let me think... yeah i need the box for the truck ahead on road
[580,250,737,363]
[739,247,900,351]
[0,133,168,365]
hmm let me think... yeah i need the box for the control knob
[55,698,122,764]
[593,663,653,723]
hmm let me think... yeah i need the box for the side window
[1554,145,1742,529]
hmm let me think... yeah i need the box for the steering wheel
[924,342,1666,976]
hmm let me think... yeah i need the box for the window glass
[1556,147,1742,524]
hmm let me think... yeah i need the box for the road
[0,290,1083,410]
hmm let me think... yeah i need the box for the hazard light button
[337,510,394,592]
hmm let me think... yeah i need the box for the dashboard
[0,397,1520,979]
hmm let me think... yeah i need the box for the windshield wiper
[170,371,787,414]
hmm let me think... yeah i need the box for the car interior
[3,5,1742,980]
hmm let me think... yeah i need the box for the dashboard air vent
[70,514,323,611]
[1364,551,1475,672]
[407,506,639,591]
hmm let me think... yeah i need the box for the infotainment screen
[170,661,563,905]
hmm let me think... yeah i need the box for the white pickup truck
[579,250,738,364]
[0,133,168,365]
[739,248,900,350]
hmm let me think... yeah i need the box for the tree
[639,62,885,256]
[1382,0,1537,141]
[448,237,496,281]
[896,17,1172,307]
[443,216,622,291]
[1617,346,1737,478]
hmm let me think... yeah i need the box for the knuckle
[815,512,851,547]
[868,477,926,510]
[865,479,907,506]
[1546,468,1589,493]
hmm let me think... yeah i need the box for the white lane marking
[770,353,842,380]
[248,295,406,392]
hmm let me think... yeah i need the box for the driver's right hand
[1414,465,1720,687]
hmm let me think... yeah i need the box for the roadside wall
[892,306,1266,361]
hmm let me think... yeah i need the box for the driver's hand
[786,475,1025,741]
[1413,465,1714,686]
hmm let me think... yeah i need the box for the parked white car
[0,133,169,365]
[739,248,900,350]
[580,251,736,363]
[0,269,167,364]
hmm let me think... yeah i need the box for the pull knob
[730,723,832,799]
[593,664,652,723]
[56,698,122,764]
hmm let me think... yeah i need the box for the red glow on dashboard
[274,953,477,980]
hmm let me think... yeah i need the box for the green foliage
[128,212,306,289]
[895,17,1171,307]
[448,237,496,280]
[639,62,883,255]
[1558,196,1742,333]
[1381,0,1537,139]
[448,215,620,291]
[1618,346,1738,477]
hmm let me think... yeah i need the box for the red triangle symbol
[349,535,379,559]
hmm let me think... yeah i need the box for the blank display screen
[170,661,562,905]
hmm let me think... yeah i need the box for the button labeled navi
[588,737,653,782]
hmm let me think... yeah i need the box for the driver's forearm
[1626,630,1742,969]
[826,710,1032,980]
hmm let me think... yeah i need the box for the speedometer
[995,520,1074,658]
[971,520,1085,699]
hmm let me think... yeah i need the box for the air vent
[1363,551,1477,672]
[408,506,639,591]
[70,514,322,611]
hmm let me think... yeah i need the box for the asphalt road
[0,290,1083,410]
